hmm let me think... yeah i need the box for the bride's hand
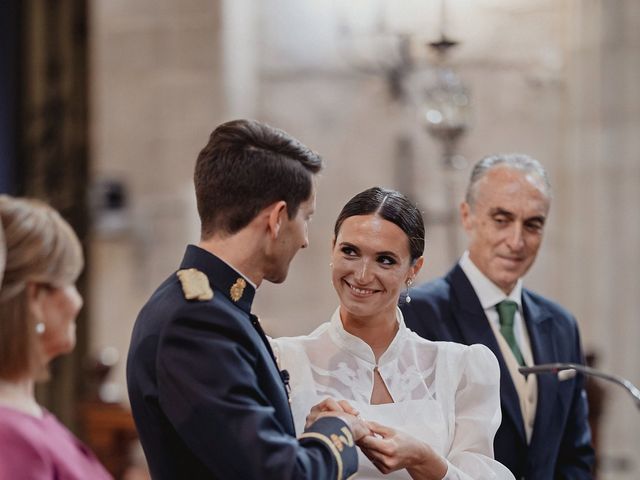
[358,421,447,480]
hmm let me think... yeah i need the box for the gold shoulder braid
[176,268,214,301]
[230,278,246,302]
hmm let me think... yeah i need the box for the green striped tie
[497,300,525,366]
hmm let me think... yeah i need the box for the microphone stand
[519,363,640,411]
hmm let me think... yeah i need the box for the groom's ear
[265,201,288,239]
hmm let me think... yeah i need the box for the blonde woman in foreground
[0,195,111,479]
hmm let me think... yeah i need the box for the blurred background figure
[0,195,111,479]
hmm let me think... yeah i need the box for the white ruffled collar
[327,307,409,367]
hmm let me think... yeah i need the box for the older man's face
[461,166,550,294]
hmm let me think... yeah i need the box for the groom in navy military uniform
[127,119,367,479]
[401,154,594,479]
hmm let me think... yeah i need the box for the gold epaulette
[176,268,214,301]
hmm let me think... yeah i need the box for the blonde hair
[0,195,84,380]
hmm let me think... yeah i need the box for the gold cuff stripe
[299,431,343,480]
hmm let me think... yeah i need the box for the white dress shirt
[459,251,538,442]
[272,308,515,480]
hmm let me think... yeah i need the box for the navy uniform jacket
[400,264,594,479]
[127,245,358,479]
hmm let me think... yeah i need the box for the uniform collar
[179,245,256,314]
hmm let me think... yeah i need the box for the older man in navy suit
[401,154,594,479]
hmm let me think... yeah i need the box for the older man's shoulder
[522,287,580,334]
[523,287,574,316]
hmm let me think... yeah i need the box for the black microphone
[519,363,640,411]
[280,369,291,400]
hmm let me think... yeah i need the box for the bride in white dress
[272,187,514,480]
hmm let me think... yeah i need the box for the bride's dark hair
[334,187,425,263]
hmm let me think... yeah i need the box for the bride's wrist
[407,444,447,480]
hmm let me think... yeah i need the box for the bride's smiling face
[331,214,418,320]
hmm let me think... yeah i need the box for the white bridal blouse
[271,308,515,480]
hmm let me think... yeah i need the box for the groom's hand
[305,398,371,441]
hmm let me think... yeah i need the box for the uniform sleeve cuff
[299,416,358,480]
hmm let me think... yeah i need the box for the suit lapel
[446,266,527,443]
[522,290,557,449]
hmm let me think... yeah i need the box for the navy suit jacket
[401,264,594,479]
[127,245,357,479]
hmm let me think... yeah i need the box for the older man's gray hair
[465,153,552,206]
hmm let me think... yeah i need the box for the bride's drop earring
[405,278,413,304]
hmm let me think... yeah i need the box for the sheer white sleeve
[442,344,515,480]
